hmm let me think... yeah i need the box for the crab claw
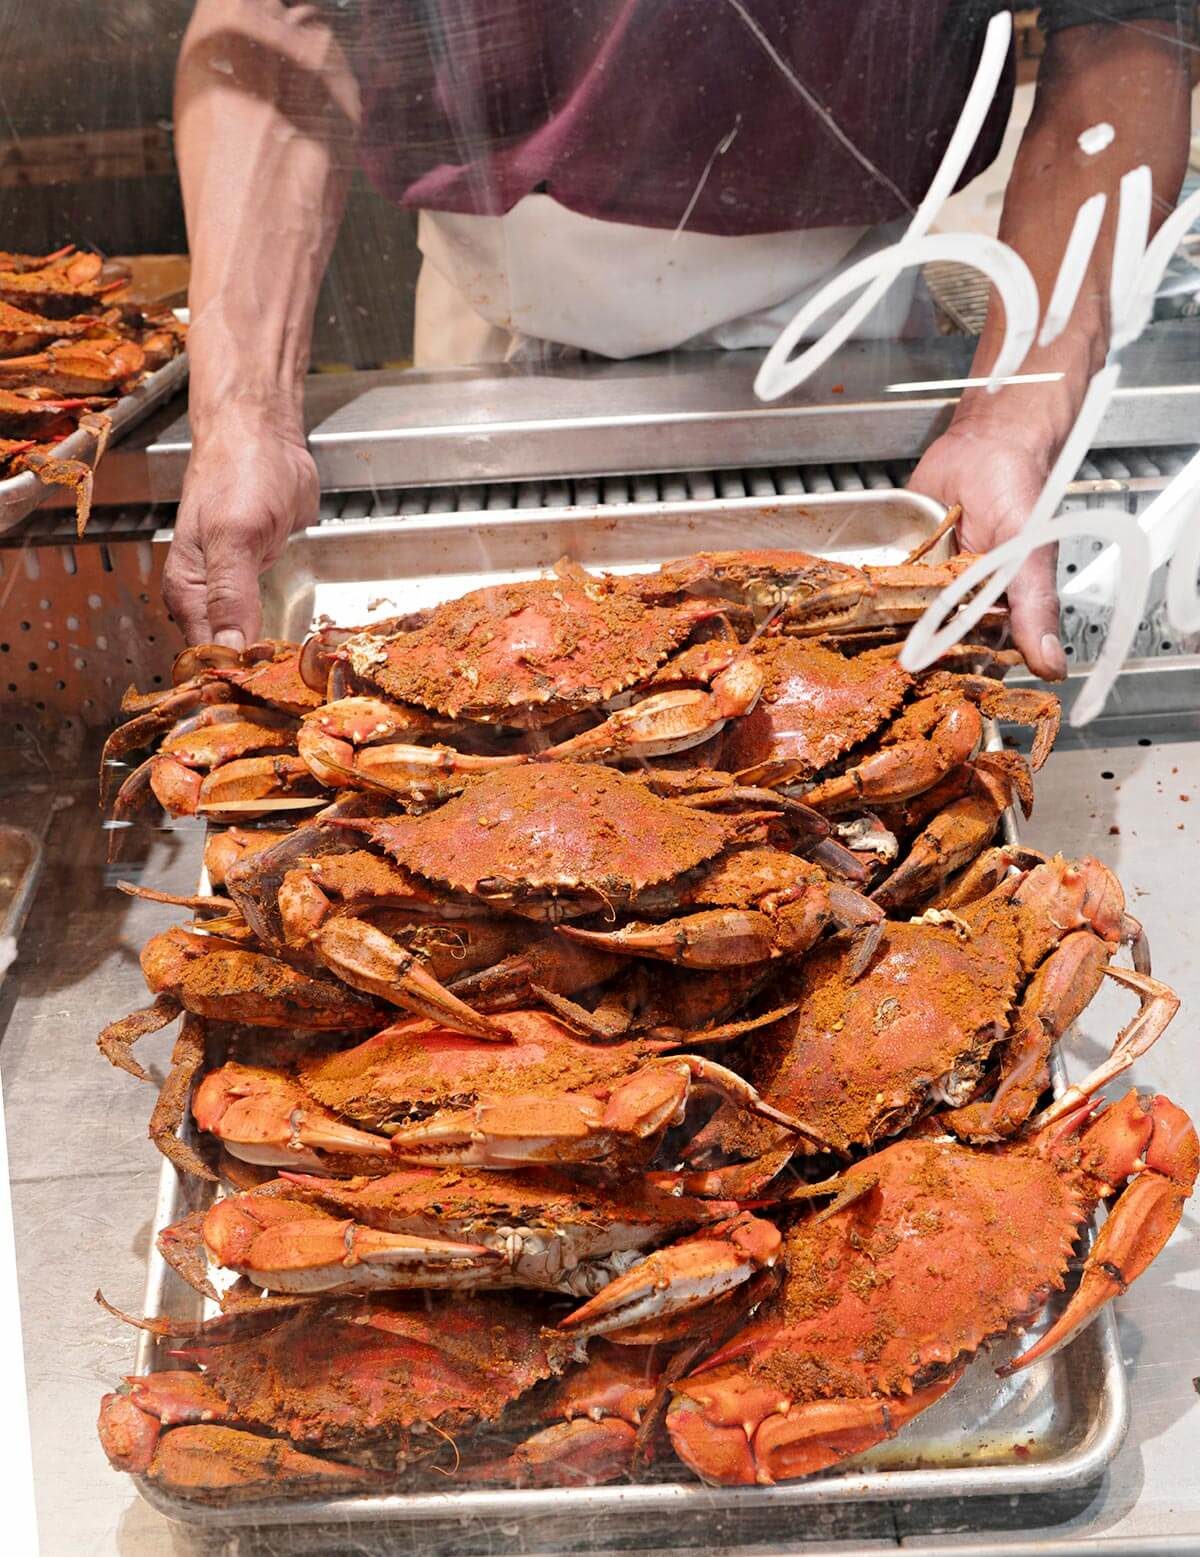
[558,1213,781,1341]
[557,881,881,973]
[460,1417,638,1487]
[133,1422,371,1493]
[558,909,787,969]
[313,916,509,1041]
[1002,1092,1197,1375]
[192,1063,395,1169]
[540,655,764,764]
[667,1365,964,1485]
[97,994,185,1081]
[98,1391,164,1473]
[202,1193,501,1294]
[297,695,523,797]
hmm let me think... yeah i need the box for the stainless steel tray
[0,343,188,534]
[132,490,1129,1528]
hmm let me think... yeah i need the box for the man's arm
[164,0,360,646]
[910,19,1192,679]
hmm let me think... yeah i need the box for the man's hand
[906,21,1190,688]
[909,418,1067,682]
[162,407,318,647]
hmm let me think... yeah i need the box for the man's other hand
[909,419,1068,683]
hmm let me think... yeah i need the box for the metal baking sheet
[131,490,1129,1527]
[0,338,188,534]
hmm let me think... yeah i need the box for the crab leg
[903,503,962,564]
[1002,1092,1197,1375]
[311,916,509,1041]
[942,929,1114,1142]
[558,1213,781,1340]
[98,994,184,1080]
[148,1014,217,1181]
[1035,964,1181,1128]
[387,1056,825,1170]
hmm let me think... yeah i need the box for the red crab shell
[720,639,910,779]
[172,1293,577,1447]
[696,914,1021,1159]
[360,764,734,901]
[345,574,728,727]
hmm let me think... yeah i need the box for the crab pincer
[557,1212,783,1342]
[200,1192,504,1295]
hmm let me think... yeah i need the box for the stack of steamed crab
[0,243,186,534]
[94,544,1195,1503]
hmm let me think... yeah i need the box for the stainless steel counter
[40,325,1200,513]
[2,723,1198,1556]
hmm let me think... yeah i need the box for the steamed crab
[304,765,880,1035]
[0,334,145,395]
[657,1087,1197,1484]
[292,547,990,798]
[717,634,1058,886]
[188,1005,816,1176]
[97,1293,588,1497]
[213,809,809,1046]
[685,853,1178,1191]
[721,638,1057,798]
[223,821,620,1023]
[159,1160,782,1327]
[0,247,124,315]
[99,1288,681,1497]
[208,764,871,1039]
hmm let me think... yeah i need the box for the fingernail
[1040,633,1068,681]
[213,629,246,652]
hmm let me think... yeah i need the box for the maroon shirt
[357,1,1016,235]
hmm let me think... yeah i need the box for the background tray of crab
[125,489,1130,1527]
[0,309,188,535]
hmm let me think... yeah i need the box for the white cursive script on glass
[755,10,1200,727]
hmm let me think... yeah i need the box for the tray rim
[127,489,1131,1525]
